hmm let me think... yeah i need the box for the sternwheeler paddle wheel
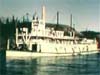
[16,27,31,51]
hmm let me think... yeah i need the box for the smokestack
[42,5,46,24]
[70,14,73,37]
[57,11,59,25]
[70,14,72,28]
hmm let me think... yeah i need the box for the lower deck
[11,42,98,54]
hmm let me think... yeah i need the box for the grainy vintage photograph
[0,0,100,75]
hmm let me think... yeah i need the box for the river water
[6,53,100,75]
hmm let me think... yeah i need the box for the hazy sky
[0,0,100,31]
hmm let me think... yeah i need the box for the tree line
[0,16,100,40]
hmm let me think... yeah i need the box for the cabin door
[32,44,37,52]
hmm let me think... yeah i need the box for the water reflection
[0,50,6,75]
[6,53,100,75]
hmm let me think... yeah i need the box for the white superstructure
[15,6,98,54]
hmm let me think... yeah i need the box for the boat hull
[6,50,100,57]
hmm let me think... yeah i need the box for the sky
[0,0,100,32]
